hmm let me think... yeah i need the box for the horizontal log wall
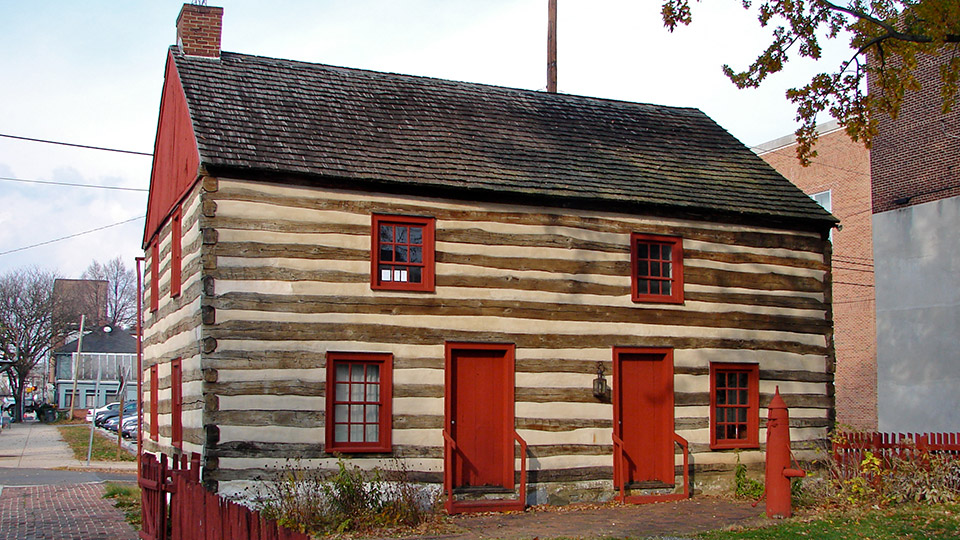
[143,182,205,457]
[166,177,832,498]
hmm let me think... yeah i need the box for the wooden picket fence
[139,452,310,540]
[832,431,960,480]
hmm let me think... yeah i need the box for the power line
[0,216,145,257]
[754,143,871,178]
[834,265,874,273]
[0,133,153,157]
[833,256,874,267]
[0,176,148,193]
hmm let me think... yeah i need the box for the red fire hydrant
[765,386,805,518]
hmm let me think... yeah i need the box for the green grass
[57,425,136,462]
[103,482,141,530]
[698,503,960,540]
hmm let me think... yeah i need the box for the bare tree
[0,267,68,422]
[81,257,137,329]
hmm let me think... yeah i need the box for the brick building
[757,123,876,429]
[869,51,960,432]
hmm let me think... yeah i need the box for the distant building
[53,326,137,412]
[52,279,109,330]
[756,122,877,430]
[869,52,960,432]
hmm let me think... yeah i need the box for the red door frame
[444,342,520,513]
[612,347,675,492]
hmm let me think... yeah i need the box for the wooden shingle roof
[172,48,836,230]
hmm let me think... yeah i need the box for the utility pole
[67,314,85,420]
[547,0,557,93]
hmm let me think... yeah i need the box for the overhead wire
[0,133,151,257]
[0,216,145,257]
[0,176,148,192]
[0,133,153,156]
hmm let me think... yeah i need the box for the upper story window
[811,190,832,212]
[171,206,182,298]
[630,233,684,304]
[811,190,833,241]
[150,242,159,312]
[371,214,435,292]
[710,362,760,449]
[325,352,393,453]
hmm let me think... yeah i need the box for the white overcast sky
[0,0,854,278]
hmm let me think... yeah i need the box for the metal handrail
[442,429,457,512]
[613,431,690,502]
[514,431,528,505]
[611,432,625,501]
[673,432,690,500]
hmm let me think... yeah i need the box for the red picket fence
[139,452,310,540]
[832,431,960,479]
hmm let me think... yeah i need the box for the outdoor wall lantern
[592,362,610,401]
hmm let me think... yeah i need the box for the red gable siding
[143,50,200,248]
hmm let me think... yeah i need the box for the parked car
[88,402,120,423]
[97,402,137,427]
[121,416,138,439]
[103,416,119,431]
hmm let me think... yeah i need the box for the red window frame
[325,352,393,453]
[371,214,435,292]
[150,242,159,312]
[149,364,158,441]
[710,363,760,449]
[171,358,183,448]
[631,233,684,304]
[170,206,182,298]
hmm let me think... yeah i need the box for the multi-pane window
[371,215,435,292]
[325,352,392,453]
[710,363,759,449]
[631,233,684,303]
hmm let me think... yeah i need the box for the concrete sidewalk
[0,421,136,472]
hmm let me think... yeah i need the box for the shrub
[247,456,438,536]
[732,451,764,500]
[795,429,960,509]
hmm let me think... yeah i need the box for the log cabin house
[142,4,838,512]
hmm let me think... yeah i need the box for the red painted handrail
[514,431,528,505]
[442,429,457,513]
[611,432,625,501]
[613,432,689,502]
[673,432,690,500]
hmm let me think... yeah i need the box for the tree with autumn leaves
[661,0,959,163]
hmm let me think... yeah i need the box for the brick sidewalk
[0,483,138,540]
[430,497,766,539]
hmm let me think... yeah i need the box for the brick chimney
[176,3,223,58]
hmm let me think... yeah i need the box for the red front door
[446,343,514,489]
[614,347,674,486]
